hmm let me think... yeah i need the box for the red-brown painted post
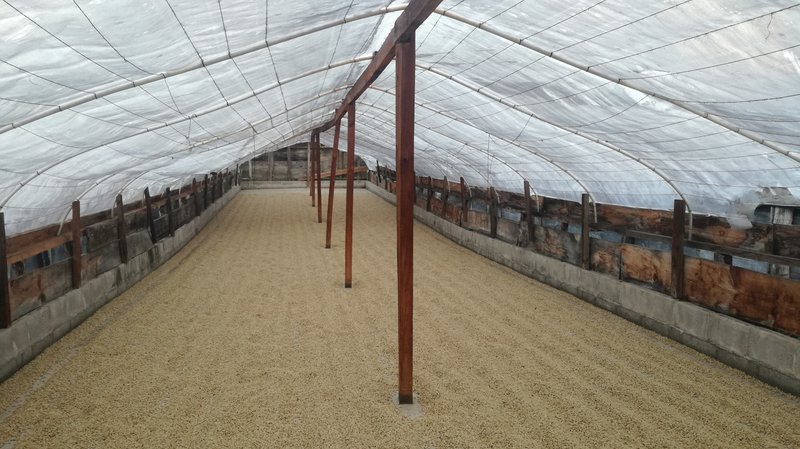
[166,188,175,237]
[310,137,316,207]
[71,200,82,289]
[344,102,356,288]
[460,177,468,226]
[316,134,323,224]
[0,212,11,328]
[671,199,686,299]
[325,121,342,248]
[524,180,534,246]
[144,188,157,243]
[396,36,415,405]
[115,194,128,264]
[581,193,591,270]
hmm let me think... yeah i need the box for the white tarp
[1,0,799,235]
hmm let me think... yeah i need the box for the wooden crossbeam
[320,165,367,179]
[319,0,443,132]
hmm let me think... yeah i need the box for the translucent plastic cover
[1,1,799,235]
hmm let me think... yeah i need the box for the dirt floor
[1,189,798,448]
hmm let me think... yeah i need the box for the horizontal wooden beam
[591,222,800,267]
[320,166,368,179]
[687,240,800,267]
[319,0,443,132]
[6,234,72,265]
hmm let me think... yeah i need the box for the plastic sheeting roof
[1,0,799,235]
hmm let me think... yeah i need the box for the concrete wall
[366,182,800,395]
[0,187,241,382]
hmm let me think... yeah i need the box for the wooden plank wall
[2,171,238,325]
[374,169,800,337]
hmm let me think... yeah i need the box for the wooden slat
[671,199,685,299]
[581,193,591,270]
[6,226,60,256]
[524,180,533,246]
[286,145,293,180]
[0,212,11,328]
[6,234,72,265]
[460,177,468,227]
[425,176,433,212]
[489,187,498,239]
[71,200,81,289]
[192,178,201,218]
[203,174,209,210]
[687,240,800,267]
[116,194,128,263]
[440,176,449,219]
[396,38,415,405]
[320,165,368,179]
[166,188,175,237]
[144,187,157,244]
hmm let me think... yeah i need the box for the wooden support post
[524,180,534,246]
[425,176,433,212]
[234,164,239,186]
[166,188,175,237]
[71,200,82,289]
[325,121,342,248]
[440,176,449,218]
[581,193,591,270]
[671,199,686,299]
[115,194,129,264]
[460,177,468,226]
[489,187,498,238]
[192,178,201,218]
[316,135,323,223]
[0,212,11,328]
[396,37,415,405]
[144,188,157,244]
[310,138,316,206]
[376,161,382,184]
[344,103,356,288]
